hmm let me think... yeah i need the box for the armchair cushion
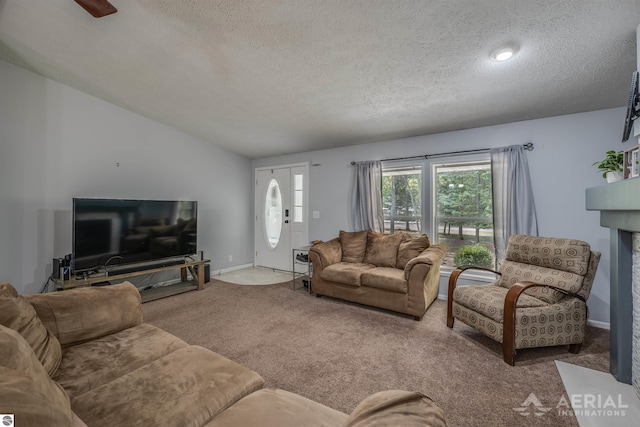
[340,230,369,263]
[497,261,584,304]
[396,234,430,269]
[505,235,591,276]
[453,284,547,323]
[0,285,62,377]
[452,297,586,348]
[363,232,403,267]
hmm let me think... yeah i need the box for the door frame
[254,162,309,271]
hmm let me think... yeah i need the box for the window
[293,173,303,223]
[382,166,422,235]
[433,161,495,268]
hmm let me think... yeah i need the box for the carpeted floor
[143,278,610,426]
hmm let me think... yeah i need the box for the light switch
[312,211,320,219]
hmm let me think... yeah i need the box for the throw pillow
[340,230,369,263]
[396,234,431,269]
[363,232,403,268]
[0,325,73,426]
[0,289,62,377]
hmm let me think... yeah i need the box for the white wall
[253,107,635,324]
[0,60,254,294]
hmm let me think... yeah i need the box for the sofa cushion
[396,234,431,269]
[363,232,403,268]
[205,388,348,427]
[345,390,446,427]
[320,262,376,287]
[0,282,19,297]
[54,323,189,398]
[340,230,369,263]
[361,267,408,293]
[26,281,143,346]
[0,325,72,426]
[0,286,62,377]
[71,345,264,427]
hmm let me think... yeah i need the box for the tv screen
[72,198,198,274]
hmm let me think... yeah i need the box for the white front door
[255,165,308,271]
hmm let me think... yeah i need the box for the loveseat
[0,281,446,426]
[310,230,445,320]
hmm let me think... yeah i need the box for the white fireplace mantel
[586,177,640,387]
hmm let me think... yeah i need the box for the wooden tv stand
[53,259,210,302]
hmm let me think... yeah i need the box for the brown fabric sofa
[310,230,445,320]
[0,281,446,426]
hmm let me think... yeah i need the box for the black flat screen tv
[72,198,198,274]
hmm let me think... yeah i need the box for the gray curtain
[352,161,384,233]
[491,145,538,264]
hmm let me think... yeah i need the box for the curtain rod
[349,142,534,165]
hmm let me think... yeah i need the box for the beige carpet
[143,279,610,426]
[215,267,293,285]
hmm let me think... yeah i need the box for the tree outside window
[382,167,422,235]
[434,161,495,268]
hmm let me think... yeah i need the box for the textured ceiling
[0,1,639,158]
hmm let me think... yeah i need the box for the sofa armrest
[309,238,342,270]
[25,281,143,347]
[403,244,446,281]
[345,390,446,427]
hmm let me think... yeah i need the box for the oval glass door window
[264,179,283,248]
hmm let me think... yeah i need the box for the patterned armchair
[446,235,601,365]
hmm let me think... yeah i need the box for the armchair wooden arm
[502,281,587,365]
[446,266,501,328]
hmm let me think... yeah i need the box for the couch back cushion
[0,284,62,377]
[363,232,403,268]
[26,282,143,347]
[0,324,73,426]
[340,230,369,263]
[396,234,431,269]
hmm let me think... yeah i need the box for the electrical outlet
[312,211,320,219]
[228,255,233,263]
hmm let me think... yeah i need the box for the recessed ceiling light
[490,44,519,62]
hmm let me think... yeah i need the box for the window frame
[381,162,424,236]
[382,154,498,283]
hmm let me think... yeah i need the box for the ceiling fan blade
[74,0,117,18]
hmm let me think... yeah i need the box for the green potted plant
[593,150,624,183]
[453,244,494,269]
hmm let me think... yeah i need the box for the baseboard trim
[437,294,610,330]
[211,263,254,277]
[587,319,610,330]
